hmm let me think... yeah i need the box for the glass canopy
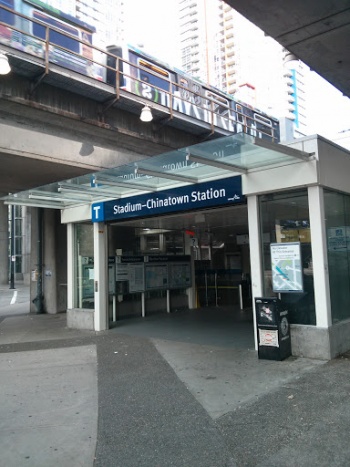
[2,133,313,210]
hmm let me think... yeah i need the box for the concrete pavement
[0,300,349,466]
[0,282,31,317]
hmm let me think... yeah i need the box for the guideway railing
[0,4,278,141]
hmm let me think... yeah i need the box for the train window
[205,90,229,107]
[138,58,170,78]
[179,77,189,87]
[0,0,15,25]
[205,90,230,115]
[236,104,245,123]
[253,113,272,127]
[33,10,80,53]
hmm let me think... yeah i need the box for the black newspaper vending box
[255,297,291,361]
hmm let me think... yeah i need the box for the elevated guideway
[0,2,281,196]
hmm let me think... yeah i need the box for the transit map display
[270,242,303,292]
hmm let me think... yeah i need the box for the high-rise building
[283,52,309,138]
[177,0,308,138]
[41,0,125,49]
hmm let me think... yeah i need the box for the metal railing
[0,4,279,141]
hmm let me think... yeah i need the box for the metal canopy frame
[2,133,314,210]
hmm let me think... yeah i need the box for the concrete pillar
[0,202,8,285]
[184,234,196,309]
[43,209,58,314]
[247,195,264,350]
[22,206,31,285]
[55,214,67,312]
[93,222,108,331]
[30,208,39,313]
[29,209,66,314]
[308,186,332,327]
[67,223,75,310]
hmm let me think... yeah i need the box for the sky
[123,0,350,148]
[123,0,181,67]
[307,73,350,145]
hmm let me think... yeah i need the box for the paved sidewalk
[0,282,30,317]
[0,311,349,466]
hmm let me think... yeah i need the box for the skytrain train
[0,0,280,140]
[105,44,280,140]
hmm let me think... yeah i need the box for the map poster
[270,242,303,293]
[145,264,168,290]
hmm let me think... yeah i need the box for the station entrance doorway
[107,203,252,329]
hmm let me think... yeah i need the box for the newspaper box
[255,297,291,361]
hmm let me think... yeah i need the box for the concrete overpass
[0,72,208,197]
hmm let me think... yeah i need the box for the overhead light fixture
[140,105,153,122]
[0,53,11,75]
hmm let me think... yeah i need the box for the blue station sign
[92,175,243,223]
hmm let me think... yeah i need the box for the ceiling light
[140,105,153,122]
[0,53,11,75]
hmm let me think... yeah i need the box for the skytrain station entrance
[7,133,350,359]
[106,204,252,326]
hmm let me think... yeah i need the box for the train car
[234,101,280,141]
[0,0,16,45]
[0,0,98,77]
[0,0,280,141]
[105,44,280,141]
[107,44,176,104]
[175,69,280,141]
[173,69,236,133]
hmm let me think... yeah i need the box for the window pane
[75,224,94,309]
[259,189,316,325]
[324,190,350,323]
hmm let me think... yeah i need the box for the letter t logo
[93,205,101,221]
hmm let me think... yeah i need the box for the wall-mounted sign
[270,242,303,293]
[327,226,350,251]
[92,176,243,222]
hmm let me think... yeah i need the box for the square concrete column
[0,202,9,285]
[308,186,331,327]
[247,195,264,350]
[67,223,75,310]
[42,209,57,313]
[93,222,108,331]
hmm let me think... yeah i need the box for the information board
[115,263,129,281]
[128,263,145,293]
[114,255,191,293]
[270,242,303,292]
[327,226,350,251]
[145,264,168,290]
[168,262,191,289]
